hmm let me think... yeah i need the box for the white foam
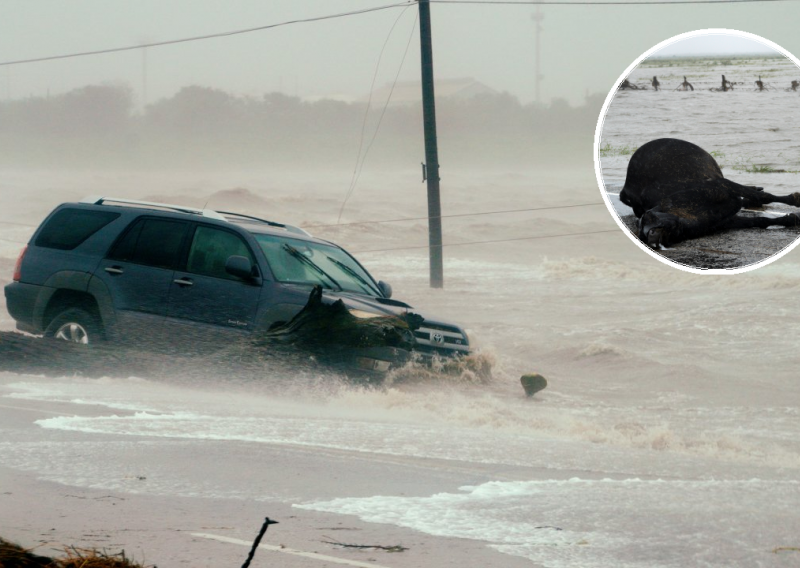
[298,478,800,568]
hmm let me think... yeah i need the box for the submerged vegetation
[641,54,785,69]
[726,154,800,174]
[599,142,638,157]
[615,149,800,175]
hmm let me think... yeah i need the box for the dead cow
[618,138,800,248]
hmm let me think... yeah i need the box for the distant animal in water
[711,75,734,92]
[618,138,800,248]
[755,75,767,91]
[651,76,660,91]
[676,76,694,91]
[788,80,799,92]
[619,79,643,91]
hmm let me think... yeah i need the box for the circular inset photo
[595,29,800,274]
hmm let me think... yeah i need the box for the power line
[351,228,619,253]
[2,0,788,69]
[0,2,413,67]
[0,203,605,231]
[305,202,605,229]
[431,0,793,4]
[0,216,619,254]
[338,6,416,224]
[339,12,419,224]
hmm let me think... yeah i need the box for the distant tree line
[0,84,603,169]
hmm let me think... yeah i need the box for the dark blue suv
[5,197,469,371]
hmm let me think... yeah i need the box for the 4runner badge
[432,332,445,345]
[227,319,248,327]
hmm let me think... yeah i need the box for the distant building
[360,77,497,106]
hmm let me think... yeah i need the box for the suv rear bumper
[4,282,41,333]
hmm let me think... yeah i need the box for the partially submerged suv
[5,197,469,371]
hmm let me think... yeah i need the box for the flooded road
[2,166,800,567]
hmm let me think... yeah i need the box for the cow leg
[754,192,800,208]
[725,181,800,208]
[722,213,800,230]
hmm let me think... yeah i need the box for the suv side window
[108,218,188,269]
[35,208,120,250]
[186,225,254,281]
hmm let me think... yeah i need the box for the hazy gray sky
[656,33,781,57]
[2,1,799,107]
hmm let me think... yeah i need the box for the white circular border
[593,28,800,275]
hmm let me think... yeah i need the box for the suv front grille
[413,324,469,353]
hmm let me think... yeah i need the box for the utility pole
[418,0,443,289]
[532,5,544,105]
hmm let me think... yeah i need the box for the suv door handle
[105,266,124,275]
[173,277,193,287]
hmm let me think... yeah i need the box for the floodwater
[1,165,800,567]
[599,55,800,267]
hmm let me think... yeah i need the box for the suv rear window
[35,208,120,250]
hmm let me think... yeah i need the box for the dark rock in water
[521,373,547,397]
[618,138,800,249]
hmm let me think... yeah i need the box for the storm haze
[2,0,799,107]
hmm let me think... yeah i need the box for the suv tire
[45,307,104,345]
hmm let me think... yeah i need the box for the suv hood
[322,290,413,318]
[321,290,469,347]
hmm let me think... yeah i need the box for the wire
[430,0,793,4]
[337,13,419,223]
[0,2,413,67]
[351,228,619,253]
[338,6,414,224]
[338,12,419,224]
[3,0,784,69]
[0,203,605,232]
[346,14,418,214]
[307,202,604,229]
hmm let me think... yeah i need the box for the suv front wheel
[45,308,104,345]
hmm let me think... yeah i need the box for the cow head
[638,210,679,249]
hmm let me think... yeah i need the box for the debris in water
[521,373,547,397]
[321,538,408,553]
[0,537,152,567]
[241,517,278,568]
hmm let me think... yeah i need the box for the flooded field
[1,166,800,567]
[599,55,800,269]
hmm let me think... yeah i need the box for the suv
[4,197,469,371]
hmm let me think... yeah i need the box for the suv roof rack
[81,196,311,236]
[82,196,227,221]
[216,211,310,236]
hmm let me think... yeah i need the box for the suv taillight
[13,245,27,282]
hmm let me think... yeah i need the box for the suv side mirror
[378,280,392,298]
[225,255,257,281]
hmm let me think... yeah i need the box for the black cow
[617,138,800,248]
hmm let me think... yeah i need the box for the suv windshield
[254,233,381,297]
